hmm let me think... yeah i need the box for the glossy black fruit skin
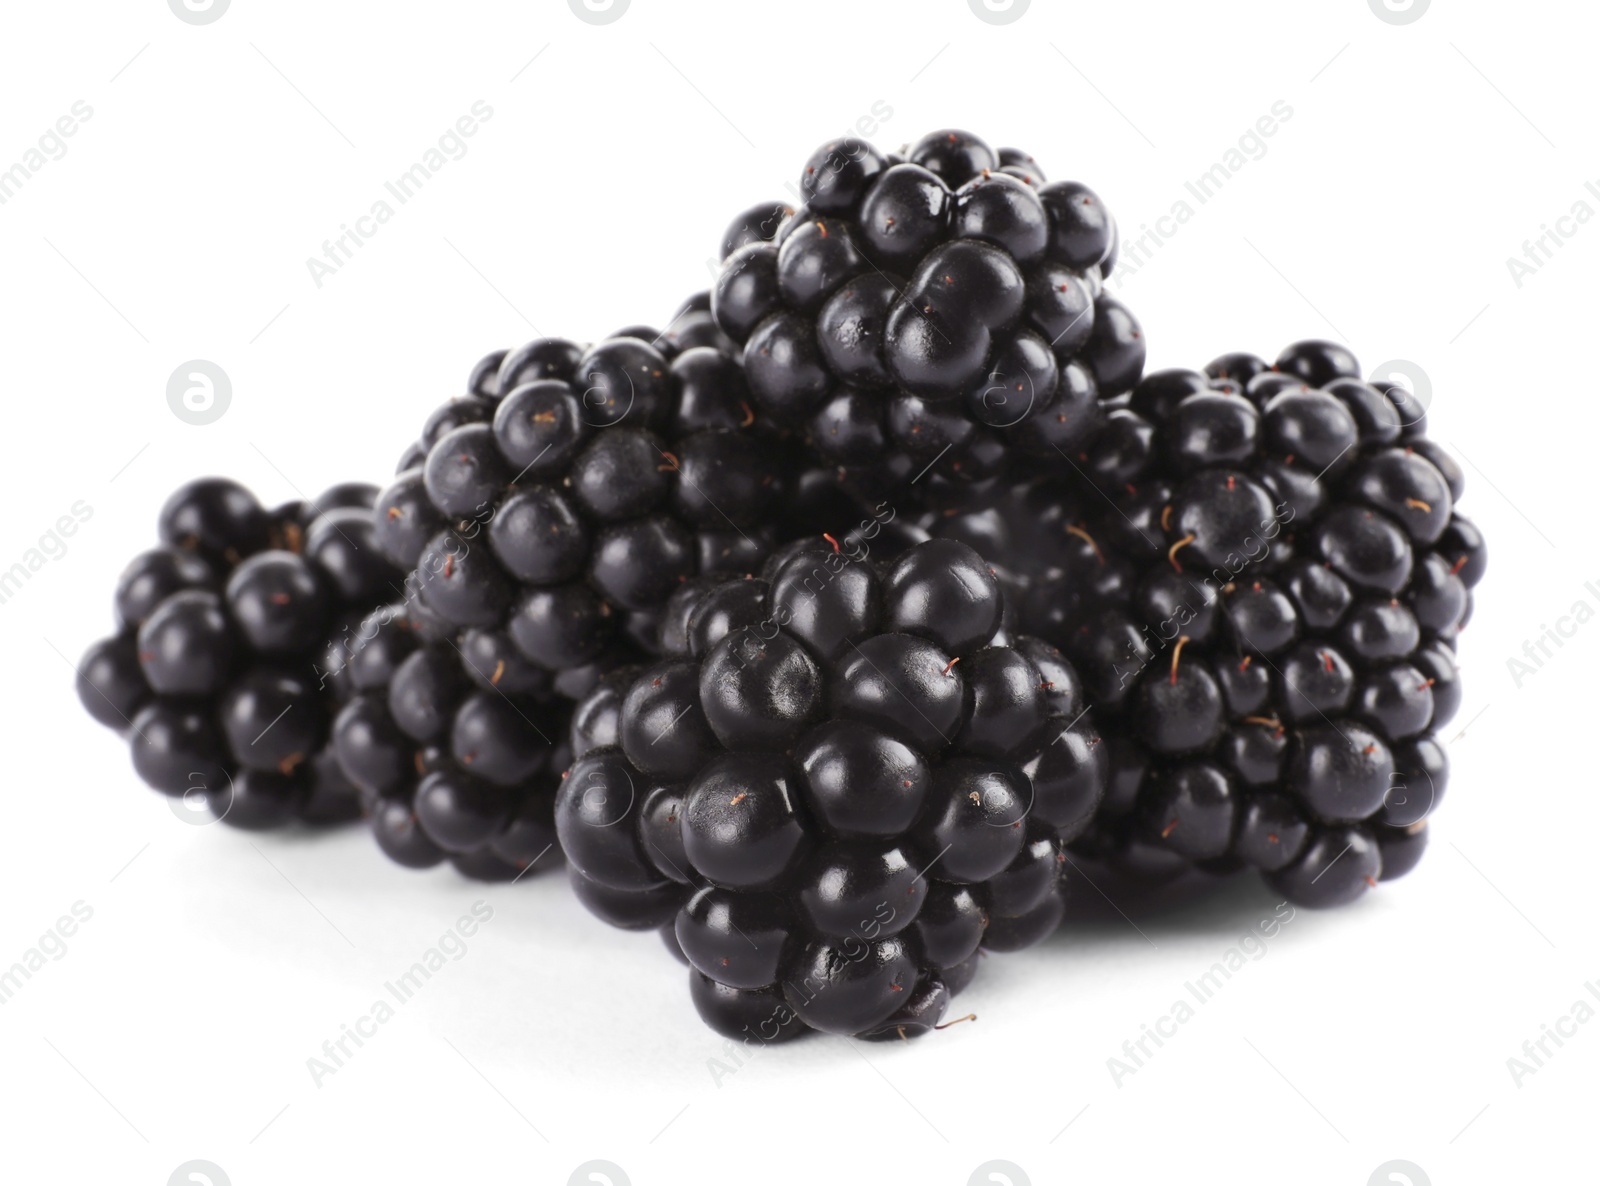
[129,700,229,797]
[698,629,824,751]
[556,751,662,892]
[77,633,151,729]
[796,843,927,938]
[1136,655,1225,756]
[793,720,929,838]
[137,590,237,695]
[982,888,1066,952]
[1139,761,1236,860]
[682,752,812,890]
[1267,824,1380,908]
[858,163,950,270]
[414,768,515,853]
[781,934,920,1036]
[689,972,809,1043]
[1234,792,1309,872]
[219,668,324,774]
[570,870,687,931]
[115,547,217,628]
[373,470,445,570]
[620,660,719,779]
[450,692,552,786]
[1376,821,1428,881]
[1275,340,1361,388]
[1082,297,1145,396]
[208,767,307,831]
[676,887,791,989]
[883,538,1003,654]
[857,976,952,1041]
[908,129,996,188]
[972,334,1484,904]
[913,758,1029,883]
[1038,181,1115,270]
[833,633,964,755]
[226,553,331,655]
[159,478,271,562]
[1289,723,1394,821]
[371,798,448,869]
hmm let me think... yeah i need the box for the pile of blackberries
[555,537,1104,1039]
[77,478,396,828]
[75,129,1485,1042]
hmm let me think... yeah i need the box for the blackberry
[937,340,1482,906]
[340,313,788,879]
[373,318,790,675]
[554,538,1106,1040]
[328,593,587,879]
[77,478,403,829]
[710,130,1141,489]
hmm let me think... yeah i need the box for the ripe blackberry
[710,130,1141,488]
[341,313,787,879]
[373,318,791,678]
[329,600,578,880]
[922,341,1482,906]
[554,538,1106,1040]
[77,478,403,829]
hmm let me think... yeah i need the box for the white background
[0,1,1592,1183]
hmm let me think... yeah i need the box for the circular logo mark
[577,369,635,427]
[968,0,1031,24]
[569,1161,631,1186]
[975,366,1038,428]
[1368,0,1429,24]
[568,0,630,25]
[168,770,230,827]
[168,0,230,25]
[167,360,232,426]
[1369,1160,1431,1186]
[1368,358,1432,429]
[1381,765,1435,828]
[169,1161,231,1186]
[578,764,635,828]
